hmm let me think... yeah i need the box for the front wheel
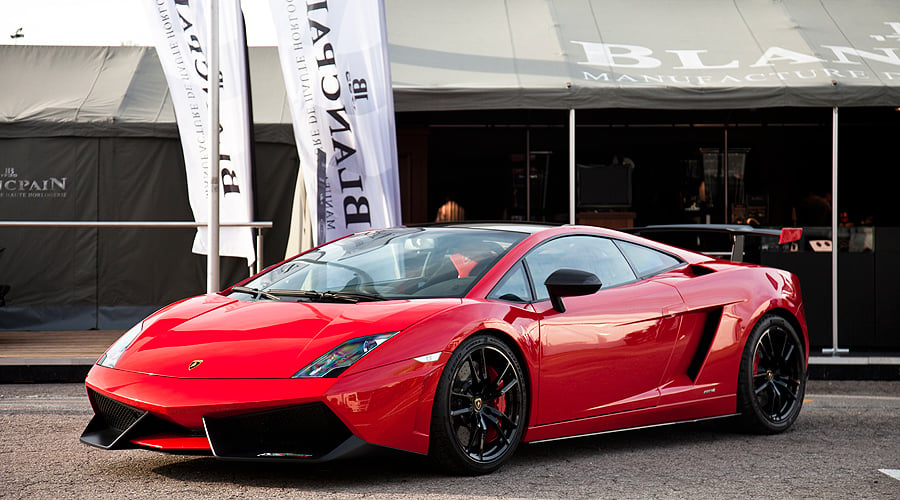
[737,315,806,433]
[429,335,527,475]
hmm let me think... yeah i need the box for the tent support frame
[823,106,849,356]
[568,109,576,225]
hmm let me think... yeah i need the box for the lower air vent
[204,403,358,461]
[82,389,149,449]
[88,389,144,433]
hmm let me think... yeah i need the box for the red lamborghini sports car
[82,224,808,474]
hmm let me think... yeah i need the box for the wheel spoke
[480,348,489,387]
[466,357,482,386]
[499,377,519,396]
[486,376,519,401]
[450,407,471,417]
[494,360,511,391]
[464,415,479,446]
[478,414,487,460]
[773,378,797,401]
[781,343,795,367]
[483,412,511,446]
[782,376,801,391]
[761,332,776,364]
[777,328,789,360]
[768,381,783,417]
[484,405,517,429]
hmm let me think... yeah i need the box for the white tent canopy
[2,0,899,129]
[388,0,900,110]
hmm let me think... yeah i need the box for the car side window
[615,240,682,278]
[488,262,533,303]
[525,235,637,302]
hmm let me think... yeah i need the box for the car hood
[112,294,459,379]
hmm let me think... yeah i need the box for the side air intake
[689,264,717,276]
[686,308,723,382]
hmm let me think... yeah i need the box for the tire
[429,335,528,475]
[737,314,806,433]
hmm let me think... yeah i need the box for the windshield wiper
[230,286,281,301]
[267,289,385,303]
[321,290,386,302]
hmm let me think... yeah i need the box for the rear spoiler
[622,224,801,241]
[621,224,803,262]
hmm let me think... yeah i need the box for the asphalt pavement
[0,380,898,499]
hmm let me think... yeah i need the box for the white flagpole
[207,0,220,293]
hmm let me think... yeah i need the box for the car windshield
[234,227,527,301]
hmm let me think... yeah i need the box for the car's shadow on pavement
[151,447,440,486]
[149,418,756,488]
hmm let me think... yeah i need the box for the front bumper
[80,354,448,460]
[81,388,367,461]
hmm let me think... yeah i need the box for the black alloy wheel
[737,314,806,433]
[429,335,527,475]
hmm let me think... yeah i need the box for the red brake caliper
[485,366,506,443]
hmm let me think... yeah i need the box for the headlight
[292,332,398,378]
[97,321,144,369]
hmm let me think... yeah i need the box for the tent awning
[1,0,898,130]
[388,0,900,110]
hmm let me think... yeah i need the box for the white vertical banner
[146,0,256,266]
[269,0,402,247]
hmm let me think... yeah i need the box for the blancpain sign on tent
[145,0,256,265]
[571,22,900,88]
[269,0,402,246]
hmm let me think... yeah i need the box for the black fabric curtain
[0,134,299,330]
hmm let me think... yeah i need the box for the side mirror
[544,268,602,313]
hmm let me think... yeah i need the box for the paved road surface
[1,381,898,499]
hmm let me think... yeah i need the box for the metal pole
[724,128,729,224]
[255,228,264,275]
[569,109,576,225]
[207,0,221,294]
[824,106,848,355]
[0,222,271,229]
[526,128,531,221]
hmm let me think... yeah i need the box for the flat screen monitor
[577,163,633,208]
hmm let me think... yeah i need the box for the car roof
[407,222,557,234]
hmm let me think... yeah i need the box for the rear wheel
[737,315,806,433]
[429,335,527,475]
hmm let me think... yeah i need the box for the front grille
[88,389,144,432]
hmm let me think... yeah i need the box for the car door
[525,235,685,425]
